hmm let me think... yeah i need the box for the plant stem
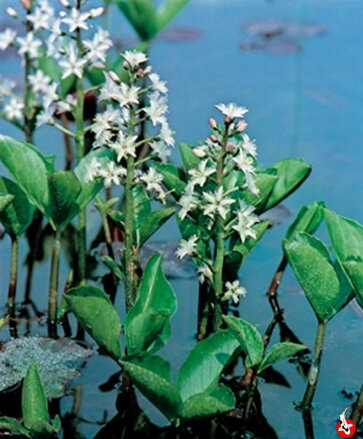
[48,229,62,338]
[212,131,228,331]
[75,15,86,286]
[301,321,327,410]
[351,384,363,426]
[7,236,18,316]
[23,5,34,145]
[302,409,315,439]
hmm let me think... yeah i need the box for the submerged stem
[351,384,363,426]
[7,236,19,316]
[301,321,327,410]
[48,229,62,338]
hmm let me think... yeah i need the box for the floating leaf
[0,337,92,398]
[257,342,306,373]
[223,316,264,368]
[0,177,35,237]
[121,354,182,420]
[176,330,240,401]
[66,286,122,360]
[125,254,177,354]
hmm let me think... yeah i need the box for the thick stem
[7,236,19,316]
[302,409,315,439]
[23,6,34,145]
[75,21,86,286]
[48,229,62,338]
[301,321,327,410]
[212,131,228,331]
[351,384,363,426]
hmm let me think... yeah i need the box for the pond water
[0,0,363,438]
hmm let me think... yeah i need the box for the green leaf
[176,330,240,401]
[243,170,277,212]
[22,364,50,433]
[157,0,189,32]
[125,254,177,354]
[223,316,264,368]
[341,260,363,308]
[179,142,201,171]
[0,194,14,212]
[0,135,51,212]
[182,386,235,421]
[284,234,352,322]
[74,148,116,210]
[121,354,182,420]
[47,171,82,230]
[0,418,31,437]
[257,342,306,373]
[118,0,158,41]
[0,178,35,237]
[263,158,311,211]
[286,201,325,241]
[324,208,363,262]
[133,183,151,233]
[154,162,186,199]
[100,255,123,280]
[138,207,176,246]
[66,286,122,360]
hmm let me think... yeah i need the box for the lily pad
[0,337,92,399]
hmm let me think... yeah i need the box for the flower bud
[144,66,152,75]
[89,7,104,18]
[59,0,70,7]
[21,0,31,9]
[122,60,129,69]
[209,135,218,143]
[224,116,232,125]
[192,148,206,158]
[136,68,144,77]
[236,120,248,132]
[226,143,235,152]
[6,7,18,18]
[108,71,120,83]
[208,118,217,129]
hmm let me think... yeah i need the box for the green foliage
[285,201,325,240]
[0,135,114,230]
[284,233,353,322]
[125,254,177,354]
[176,330,240,401]
[117,0,188,41]
[257,342,306,373]
[66,286,122,360]
[0,177,35,237]
[0,194,14,212]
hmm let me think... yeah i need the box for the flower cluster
[0,1,111,128]
[85,51,174,203]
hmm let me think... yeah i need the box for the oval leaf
[257,342,306,373]
[223,315,264,368]
[176,330,240,401]
[66,286,122,360]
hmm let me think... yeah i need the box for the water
[0,0,363,438]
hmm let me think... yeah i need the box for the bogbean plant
[0,1,362,438]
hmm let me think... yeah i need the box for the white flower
[99,74,122,102]
[150,141,171,162]
[59,43,86,79]
[123,50,148,69]
[36,106,55,127]
[176,235,198,259]
[42,82,59,109]
[28,70,51,94]
[17,33,42,58]
[232,150,255,175]
[178,184,199,220]
[83,28,112,69]
[202,187,234,220]
[118,83,140,107]
[0,28,17,51]
[188,159,216,188]
[93,130,113,149]
[4,97,24,121]
[110,131,137,162]
[215,103,248,119]
[222,280,247,304]
[149,73,168,94]
[92,108,120,139]
[0,77,16,100]
[62,8,90,32]
[27,6,53,31]
[159,122,174,146]
[85,158,102,182]
[241,134,257,158]
[140,168,163,193]
[232,200,259,243]
[197,263,213,283]
[99,161,126,187]
[145,92,168,126]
